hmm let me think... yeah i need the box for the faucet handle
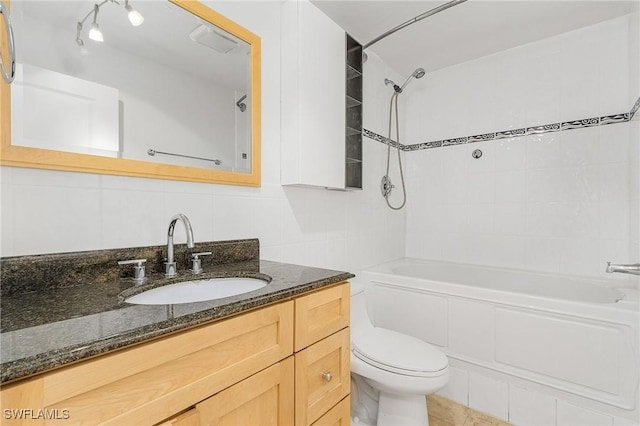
[118,259,147,282]
[191,252,212,274]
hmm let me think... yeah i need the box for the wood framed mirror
[0,0,261,186]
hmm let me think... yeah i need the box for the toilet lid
[352,327,448,377]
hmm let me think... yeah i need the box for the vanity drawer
[311,395,351,426]
[294,282,350,351]
[295,328,350,426]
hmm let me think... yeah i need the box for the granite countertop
[0,239,354,384]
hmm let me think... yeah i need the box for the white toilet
[350,281,449,426]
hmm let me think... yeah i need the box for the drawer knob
[321,371,333,382]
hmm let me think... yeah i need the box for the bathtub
[360,258,639,416]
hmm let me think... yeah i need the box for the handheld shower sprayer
[384,78,401,93]
[382,67,427,210]
[385,68,426,94]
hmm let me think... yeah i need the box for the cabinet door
[295,329,350,426]
[281,0,346,188]
[196,356,295,426]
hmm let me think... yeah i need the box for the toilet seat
[352,327,448,378]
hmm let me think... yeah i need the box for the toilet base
[377,391,429,426]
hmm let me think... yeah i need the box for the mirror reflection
[10,0,252,173]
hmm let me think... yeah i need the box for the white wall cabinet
[281,0,347,189]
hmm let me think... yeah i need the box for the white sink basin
[125,277,268,305]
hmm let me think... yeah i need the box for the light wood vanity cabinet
[0,283,351,426]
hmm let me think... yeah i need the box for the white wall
[0,1,405,276]
[403,14,639,284]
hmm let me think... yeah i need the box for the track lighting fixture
[75,22,84,46]
[125,0,144,26]
[75,0,144,48]
[88,5,104,42]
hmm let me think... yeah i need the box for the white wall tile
[436,366,468,405]
[101,188,166,249]
[600,163,630,201]
[509,385,557,426]
[599,201,630,240]
[467,204,494,235]
[525,237,562,273]
[466,144,496,173]
[14,186,102,255]
[613,416,640,426]
[599,16,631,116]
[525,132,562,169]
[468,372,509,421]
[559,128,601,167]
[495,171,525,203]
[440,204,467,234]
[556,401,613,426]
[467,173,495,204]
[600,123,629,164]
[440,233,469,263]
[559,238,601,277]
[12,167,101,189]
[495,138,526,171]
[0,183,14,257]
[524,46,563,127]
[560,28,601,122]
[494,203,525,235]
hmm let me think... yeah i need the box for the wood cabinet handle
[321,371,332,382]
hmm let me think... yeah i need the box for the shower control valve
[381,175,394,198]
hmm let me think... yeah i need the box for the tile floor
[427,395,512,426]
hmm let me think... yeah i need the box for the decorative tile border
[600,114,629,126]
[468,133,495,143]
[364,96,640,151]
[362,128,401,149]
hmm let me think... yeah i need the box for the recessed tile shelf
[363,96,639,152]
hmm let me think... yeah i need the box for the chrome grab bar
[0,1,16,84]
[147,148,221,166]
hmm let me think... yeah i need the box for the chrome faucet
[606,262,640,276]
[165,213,195,277]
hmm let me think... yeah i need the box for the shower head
[398,67,427,93]
[386,68,426,94]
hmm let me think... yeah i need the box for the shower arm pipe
[362,0,468,50]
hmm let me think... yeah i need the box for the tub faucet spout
[165,213,195,277]
[605,262,640,276]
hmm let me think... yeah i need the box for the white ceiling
[311,0,636,78]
